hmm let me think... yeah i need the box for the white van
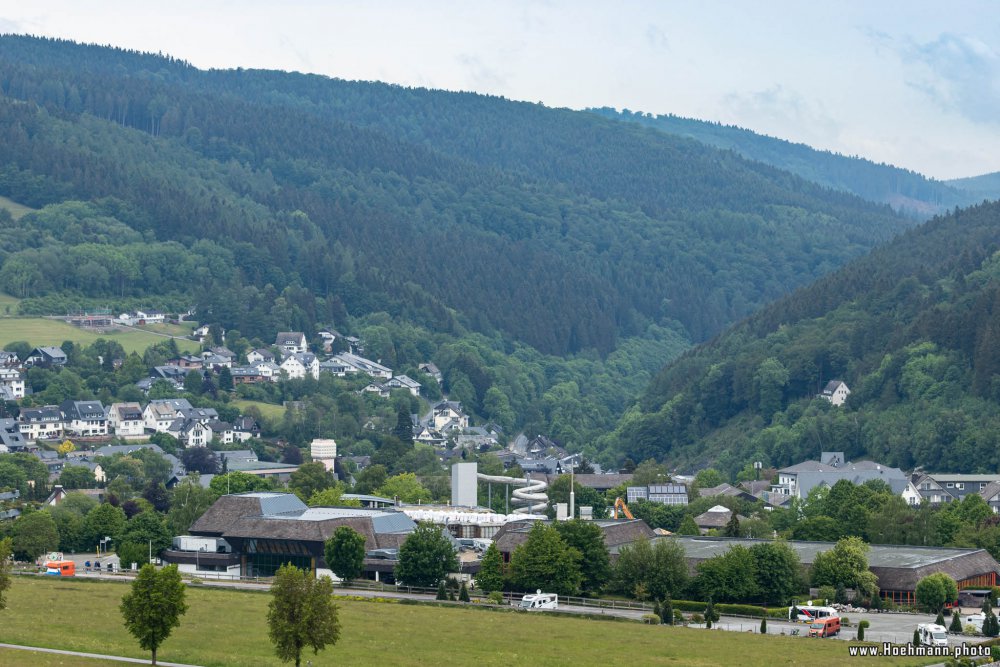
[520,591,558,610]
[917,623,949,647]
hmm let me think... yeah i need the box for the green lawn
[0,194,35,220]
[0,576,935,667]
[231,399,286,420]
[0,647,122,666]
[0,319,199,355]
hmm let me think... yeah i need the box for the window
[957,483,965,490]
[982,483,988,490]
[946,483,954,488]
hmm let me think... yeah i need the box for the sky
[1,1,999,180]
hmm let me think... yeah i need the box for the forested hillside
[0,36,909,352]
[0,36,922,457]
[948,171,1000,202]
[599,200,1000,476]
[589,108,980,217]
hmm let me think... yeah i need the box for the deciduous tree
[267,564,341,667]
[509,521,582,597]
[324,526,366,583]
[396,522,458,588]
[120,564,187,666]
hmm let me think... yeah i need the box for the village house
[0,367,25,399]
[18,406,65,441]
[818,380,851,406]
[431,401,469,431]
[246,348,275,364]
[134,309,165,324]
[0,418,26,451]
[418,362,442,384]
[0,350,19,367]
[107,402,145,437]
[143,398,195,433]
[60,400,108,437]
[280,352,320,380]
[275,332,308,355]
[771,451,906,500]
[384,374,421,397]
[331,352,392,379]
[232,416,260,441]
[25,346,67,368]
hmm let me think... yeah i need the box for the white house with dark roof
[275,332,307,355]
[246,348,275,364]
[819,380,851,406]
[772,451,906,500]
[331,352,392,379]
[385,374,421,397]
[25,346,67,368]
[60,400,108,437]
[18,405,64,441]
[143,398,194,432]
[0,351,19,367]
[108,402,145,437]
[280,352,320,380]
[431,401,469,431]
[0,367,25,399]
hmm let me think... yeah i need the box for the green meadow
[0,576,936,667]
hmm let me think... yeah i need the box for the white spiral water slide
[476,473,549,514]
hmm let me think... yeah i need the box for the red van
[808,616,840,637]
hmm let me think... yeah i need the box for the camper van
[789,605,837,622]
[807,616,841,638]
[43,560,75,577]
[917,623,949,647]
[519,591,558,610]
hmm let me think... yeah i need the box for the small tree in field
[120,564,187,665]
[268,564,341,667]
[760,616,767,634]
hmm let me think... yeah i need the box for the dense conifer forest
[588,108,997,217]
[0,36,932,463]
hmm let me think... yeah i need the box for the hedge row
[671,600,786,618]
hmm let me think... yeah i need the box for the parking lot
[715,608,989,647]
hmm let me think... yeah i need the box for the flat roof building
[663,536,1000,606]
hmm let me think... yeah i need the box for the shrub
[487,591,505,605]
[841,616,850,626]
[642,614,660,625]
[816,585,836,604]
[963,624,979,636]
[950,611,963,633]
[691,613,703,624]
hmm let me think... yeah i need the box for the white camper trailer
[519,591,558,610]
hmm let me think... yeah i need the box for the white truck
[917,623,949,647]
[519,591,558,610]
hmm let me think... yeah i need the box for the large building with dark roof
[163,492,418,579]
[492,518,656,561]
[666,536,1000,606]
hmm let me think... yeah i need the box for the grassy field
[0,319,199,355]
[0,576,936,667]
[0,293,21,315]
[231,399,287,420]
[0,647,122,666]
[0,194,35,220]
